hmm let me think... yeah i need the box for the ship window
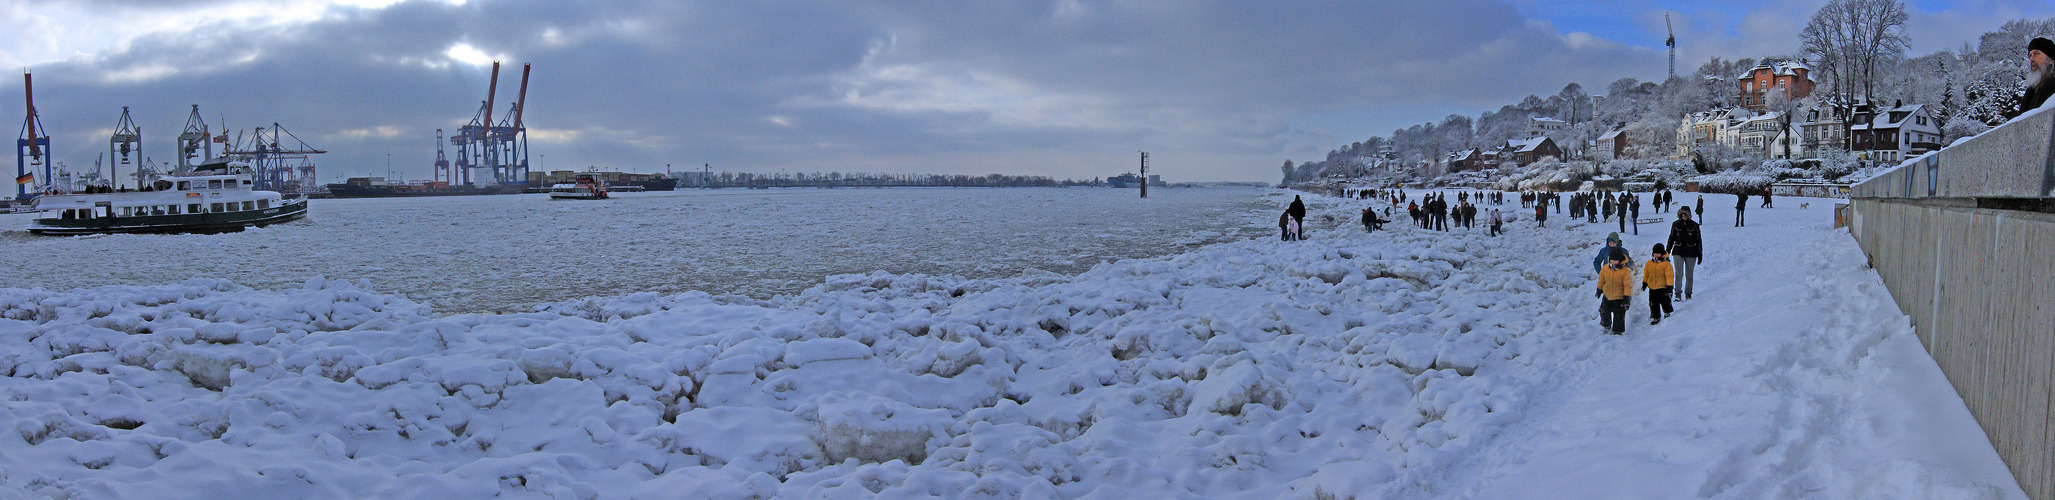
[189,203,202,213]
[242,179,252,186]
[212,202,225,213]
[209,179,223,189]
[121,207,132,217]
[177,181,190,190]
[152,206,165,215]
[258,199,269,209]
[61,210,74,220]
[242,201,254,211]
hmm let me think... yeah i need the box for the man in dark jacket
[1628,193,1641,235]
[1666,207,1703,300]
[1734,192,1748,227]
[1696,195,1705,227]
[1288,195,1307,239]
[2016,37,2055,118]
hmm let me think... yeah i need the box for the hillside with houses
[1285,13,2055,195]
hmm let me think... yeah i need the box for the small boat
[549,173,609,200]
[27,159,309,236]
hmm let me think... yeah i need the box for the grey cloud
[6,0,1665,183]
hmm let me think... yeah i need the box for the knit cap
[1606,232,1621,243]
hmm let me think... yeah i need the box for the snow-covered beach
[0,190,2023,498]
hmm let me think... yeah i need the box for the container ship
[323,177,512,198]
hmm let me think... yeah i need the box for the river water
[1,187,1271,313]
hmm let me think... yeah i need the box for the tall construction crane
[16,72,51,202]
[1666,12,1677,79]
[110,106,142,190]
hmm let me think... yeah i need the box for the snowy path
[0,191,2024,498]
[1451,196,2022,499]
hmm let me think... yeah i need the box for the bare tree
[1801,0,1911,149]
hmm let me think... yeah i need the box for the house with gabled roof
[1503,137,1560,167]
[1594,129,1634,161]
[1738,60,1815,113]
[1850,101,1941,164]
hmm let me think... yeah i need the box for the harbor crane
[16,72,51,202]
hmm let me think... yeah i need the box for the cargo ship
[620,176,677,191]
[1107,173,1143,188]
[323,177,512,198]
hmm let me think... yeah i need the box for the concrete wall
[1850,107,2055,499]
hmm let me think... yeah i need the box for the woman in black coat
[1666,208,1703,300]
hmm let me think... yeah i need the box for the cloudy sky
[2,0,2049,183]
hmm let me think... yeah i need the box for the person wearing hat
[1592,232,1632,274]
[1666,207,1704,301]
[2018,37,2055,117]
[1596,246,1635,335]
[1645,243,1676,325]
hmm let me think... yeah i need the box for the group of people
[1592,206,1704,335]
[1404,193,1491,231]
[1280,195,1308,241]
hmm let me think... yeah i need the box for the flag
[13,172,30,185]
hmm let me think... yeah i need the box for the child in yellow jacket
[1596,247,1634,335]
[1645,243,1675,325]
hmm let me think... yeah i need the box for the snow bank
[0,191,2020,498]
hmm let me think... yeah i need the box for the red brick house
[1739,60,1815,113]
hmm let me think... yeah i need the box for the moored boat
[27,160,308,235]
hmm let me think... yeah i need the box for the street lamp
[385,153,391,180]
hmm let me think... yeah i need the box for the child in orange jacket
[1596,247,1634,335]
[1645,243,1675,325]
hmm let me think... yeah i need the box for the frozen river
[0,187,1270,313]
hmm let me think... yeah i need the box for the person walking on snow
[1696,195,1705,227]
[1288,195,1307,238]
[1592,232,1631,274]
[1617,194,1629,234]
[1734,192,1748,227]
[1279,210,1295,241]
[1596,247,1634,335]
[1535,201,1547,227]
[1666,207,1703,301]
[1644,243,1675,325]
[1490,208,1503,236]
[1761,187,1773,208]
[1628,193,1641,235]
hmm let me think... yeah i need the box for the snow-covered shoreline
[0,191,2022,498]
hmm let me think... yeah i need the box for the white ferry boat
[549,173,609,200]
[27,159,308,235]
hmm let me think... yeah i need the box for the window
[242,179,252,186]
[242,201,254,211]
[211,202,225,213]
[208,179,223,189]
[177,181,190,190]
[188,203,202,213]
[168,205,181,215]
[152,206,165,216]
[258,199,269,209]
